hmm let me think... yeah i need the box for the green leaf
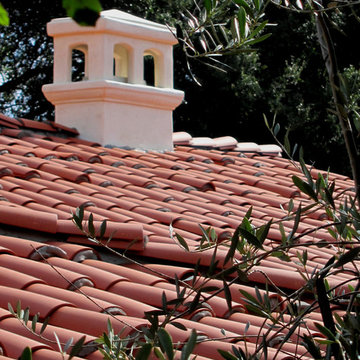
[40,317,49,334]
[99,219,107,239]
[217,349,238,360]
[32,313,38,332]
[23,307,30,325]
[288,199,294,213]
[244,303,268,317]
[175,233,190,252]
[288,204,302,243]
[232,346,247,359]
[64,338,74,353]
[88,213,95,238]
[201,286,220,293]
[0,3,9,26]
[224,225,240,265]
[299,156,313,187]
[73,206,84,231]
[315,339,335,345]
[237,7,246,39]
[54,332,63,353]
[302,335,322,359]
[8,302,15,316]
[204,0,212,13]
[230,17,241,44]
[292,175,318,202]
[324,185,336,209]
[273,123,280,137]
[255,286,263,304]
[170,321,187,331]
[237,268,249,282]
[233,0,254,17]
[314,323,336,341]
[158,328,174,360]
[244,206,253,220]
[256,219,272,244]
[238,228,263,249]
[241,216,253,232]
[248,20,268,40]
[271,251,291,262]
[279,222,287,245]
[261,335,268,360]
[334,247,360,268]
[16,300,22,316]
[223,279,232,312]
[284,128,291,155]
[161,291,168,312]
[244,321,250,334]
[19,347,32,360]
[62,0,102,26]
[181,330,197,360]
[199,224,211,244]
[239,289,260,306]
[154,347,166,360]
[207,255,219,277]
[353,109,360,133]
[69,336,85,359]
[136,343,153,360]
[187,291,201,314]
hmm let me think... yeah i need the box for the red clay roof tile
[0,206,58,233]
[0,235,66,259]
[0,317,97,358]
[0,113,359,359]
[0,267,44,289]
[0,328,53,359]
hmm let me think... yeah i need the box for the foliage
[62,0,102,26]
[0,0,102,27]
[0,3,8,26]
[9,300,86,360]
[174,0,271,80]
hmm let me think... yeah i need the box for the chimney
[42,10,184,151]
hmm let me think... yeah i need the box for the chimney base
[43,80,184,151]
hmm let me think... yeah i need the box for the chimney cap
[47,9,177,44]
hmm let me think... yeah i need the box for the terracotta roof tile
[0,327,54,359]
[0,235,66,259]
[0,317,97,357]
[0,206,58,233]
[18,118,57,132]
[0,254,94,289]
[0,267,45,289]
[0,113,358,359]
[49,306,147,338]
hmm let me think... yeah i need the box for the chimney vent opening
[113,44,129,83]
[144,53,155,87]
[71,45,88,82]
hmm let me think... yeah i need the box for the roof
[0,112,356,359]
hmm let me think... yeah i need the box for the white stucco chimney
[42,10,184,151]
